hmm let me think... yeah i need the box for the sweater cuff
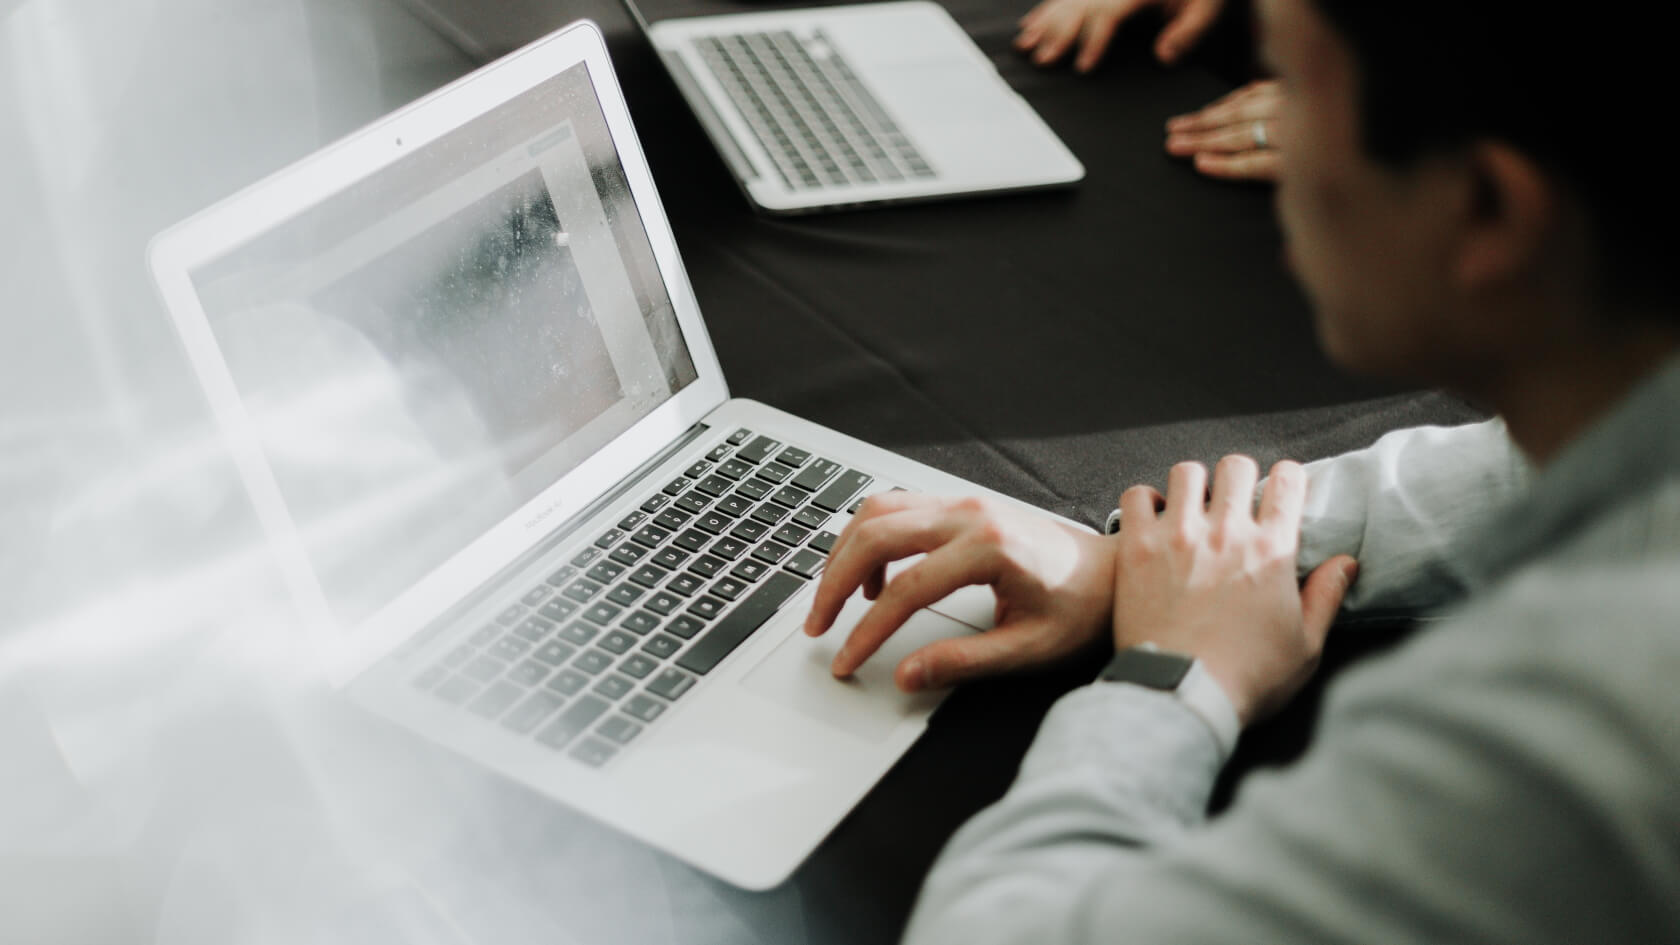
[1017,683,1227,831]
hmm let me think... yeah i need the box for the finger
[831,540,998,678]
[1014,16,1045,50]
[1031,10,1084,65]
[1164,461,1208,526]
[1191,148,1282,182]
[1155,0,1222,64]
[1166,122,1264,156]
[1208,454,1260,527]
[893,619,1064,692]
[1118,483,1164,524]
[805,503,958,637]
[815,490,922,589]
[1299,555,1359,644]
[1256,459,1307,536]
[1073,11,1121,72]
[1166,82,1270,131]
[1016,0,1050,32]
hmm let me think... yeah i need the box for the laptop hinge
[395,420,713,659]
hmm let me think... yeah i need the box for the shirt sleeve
[1293,418,1530,614]
[901,569,1680,945]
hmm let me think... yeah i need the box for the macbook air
[149,19,1068,889]
[626,0,1085,213]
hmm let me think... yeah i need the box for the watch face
[1101,646,1194,691]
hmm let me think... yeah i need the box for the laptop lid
[149,21,730,687]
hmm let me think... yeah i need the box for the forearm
[1294,418,1529,613]
[905,581,1680,945]
[903,685,1223,945]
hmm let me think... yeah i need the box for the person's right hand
[1014,0,1224,73]
[803,492,1117,693]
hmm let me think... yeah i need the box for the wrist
[1098,643,1242,759]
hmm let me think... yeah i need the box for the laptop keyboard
[692,29,935,191]
[412,427,880,768]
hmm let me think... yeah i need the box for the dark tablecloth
[562,4,1482,939]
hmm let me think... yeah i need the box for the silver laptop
[628,0,1084,213]
[148,20,1065,889]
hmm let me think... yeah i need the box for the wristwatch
[1099,643,1241,758]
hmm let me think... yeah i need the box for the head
[1261,0,1677,395]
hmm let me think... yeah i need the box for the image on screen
[190,62,698,625]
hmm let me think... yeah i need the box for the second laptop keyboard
[693,29,935,191]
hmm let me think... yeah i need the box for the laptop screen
[189,61,697,625]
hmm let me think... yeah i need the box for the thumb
[1155,0,1221,64]
[1299,555,1359,643]
[894,621,1060,693]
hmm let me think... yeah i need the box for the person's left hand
[1164,78,1283,181]
[1111,456,1359,724]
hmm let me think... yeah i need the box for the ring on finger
[1252,119,1270,149]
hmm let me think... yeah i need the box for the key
[812,469,872,512]
[568,737,616,767]
[629,564,669,588]
[545,668,589,696]
[502,690,566,734]
[791,457,841,492]
[785,548,826,579]
[598,716,642,745]
[587,560,625,584]
[647,668,697,701]
[631,525,671,548]
[624,693,666,722]
[469,681,524,720]
[736,435,782,465]
[676,572,805,674]
[537,695,610,749]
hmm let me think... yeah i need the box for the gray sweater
[904,358,1680,944]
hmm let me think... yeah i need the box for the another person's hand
[804,492,1116,692]
[1164,78,1283,181]
[1112,457,1359,724]
[1014,0,1224,73]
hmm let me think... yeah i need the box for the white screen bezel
[148,21,728,686]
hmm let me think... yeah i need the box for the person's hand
[803,492,1116,692]
[1112,457,1359,724]
[1014,0,1224,73]
[1164,78,1283,181]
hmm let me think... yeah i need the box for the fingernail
[1344,561,1361,583]
[900,657,924,692]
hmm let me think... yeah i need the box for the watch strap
[1101,644,1241,760]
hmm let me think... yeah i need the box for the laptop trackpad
[740,596,972,743]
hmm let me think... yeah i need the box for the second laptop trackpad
[740,595,973,743]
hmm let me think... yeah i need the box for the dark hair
[1306,0,1669,310]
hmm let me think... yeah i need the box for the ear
[1453,142,1560,293]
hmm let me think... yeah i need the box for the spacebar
[676,571,805,674]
